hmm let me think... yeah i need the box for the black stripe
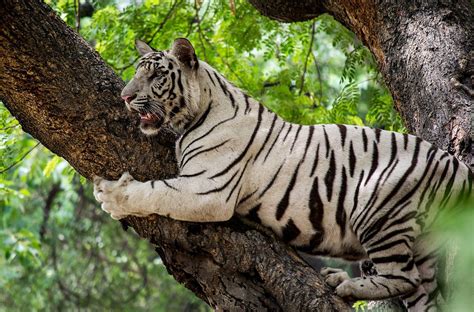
[283,124,293,142]
[254,114,278,163]
[244,94,251,114]
[238,189,258,206]
[227,89,236,107]
[349,170,365,220]
[177,69,184,94]
[180,170,206,178]
[360,200,412,245]
[374,128,381,142]
[414,250,437,266]
[337,124,347,147]
[282,219,301,242]
[226,156,252,202]
[163,180,179,191]
[168,71,177,99]
[401,258,415,272]
[439,157,459,209]
[381,210,416,233]
[214,72,230,98]
[263,122,286,162]
[349,141,356,177]
[290,125,302,153]
[378,274,418,288]
[336,167,348,238]
[181,105,239,155]
[371,254,411,264]
[390,146,436,209]
[180,144,204,166]
[211,105,264,179]
[361,145,436,237]
[205,69,216,86]
[181,140,229,169]
[196,170,239,195]
[310,144,320,177]
[403,133,409,150]
[365,141,379,185]
[323,126,330,158]
[151,181,155,189]
[234,185,243,208]
[367,238,411,255]
[302,126,314,162]
[276,160,304,220]
[357,137,398,219]
[406,294,426,308]
[259,163,284,199]
[179,102,212,149]
[439,152,449,160]
[365,226,414,248]
[362,129,368,152]
[306,177,324,250]
[324,150,336,202]
[416,161,440,210]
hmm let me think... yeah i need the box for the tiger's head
[121,38,200,135]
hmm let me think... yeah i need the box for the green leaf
[43,155,61,177]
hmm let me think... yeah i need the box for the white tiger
[94,38,473,311]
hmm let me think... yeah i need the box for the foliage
[1,0,410,310]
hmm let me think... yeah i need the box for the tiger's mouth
[139,112,162,125]
[138,112,164,134]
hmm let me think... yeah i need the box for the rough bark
[249,0,473,167]
[0,1,350,310]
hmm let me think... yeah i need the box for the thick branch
[0,1,349,310]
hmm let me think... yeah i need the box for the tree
[249,0,473,166]
[0,0,472,310]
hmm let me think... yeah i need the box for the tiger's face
[121,39,200,135]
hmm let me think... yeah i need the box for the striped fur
[94,39,473,311]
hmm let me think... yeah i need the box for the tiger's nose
[121,95,136,104]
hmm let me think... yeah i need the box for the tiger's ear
[135,39,154,56]
[171,38,198,70]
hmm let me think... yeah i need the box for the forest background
[0,0,471,311]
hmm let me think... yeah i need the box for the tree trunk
[249,0,473,166]
[0,1,349,310]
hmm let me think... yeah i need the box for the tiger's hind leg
[322,226,422,301]
[322,253,421,300]
[402,236,442,311]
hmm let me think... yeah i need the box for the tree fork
[0,0,350,310]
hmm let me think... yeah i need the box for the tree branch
[0,142,40,174]
[299,21,316,96]
[39,182,61,241]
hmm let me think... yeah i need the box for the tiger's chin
[139,122,161,136]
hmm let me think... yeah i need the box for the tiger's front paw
[93,172,136,220]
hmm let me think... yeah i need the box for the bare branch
[299,21,316,96]
[311,52,323,107]
[0,142,40,174]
